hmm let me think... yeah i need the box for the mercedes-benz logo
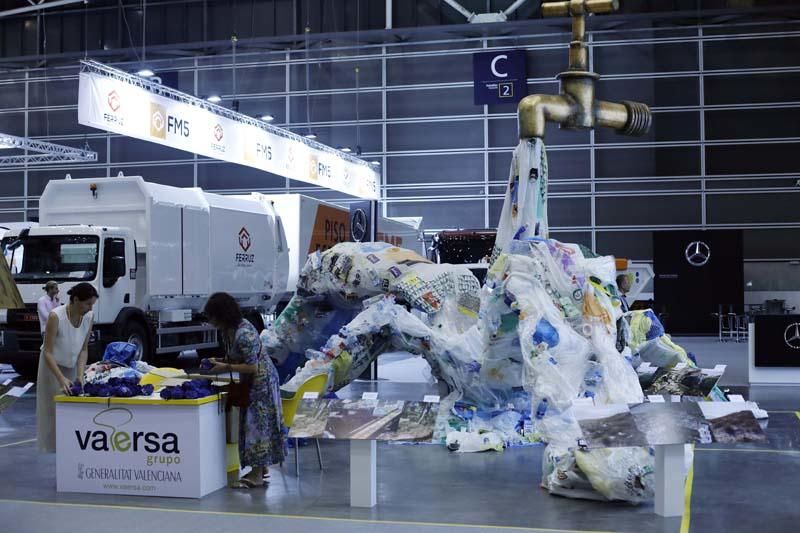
[785,323,800,350]
[351,208,368,242]
[685,241,710,267]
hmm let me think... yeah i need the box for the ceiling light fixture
[207,95,221,103]
[304,133,318,140]
[136,68,155,77]
[260,114,274,122]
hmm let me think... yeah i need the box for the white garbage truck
[243,193,423,304]
[0,177,422,377]
[0,176,289,376]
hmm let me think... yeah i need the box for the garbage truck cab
[0,176,288,377]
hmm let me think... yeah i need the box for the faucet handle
[542,0,619,17]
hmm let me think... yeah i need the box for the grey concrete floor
[2,339,800,533]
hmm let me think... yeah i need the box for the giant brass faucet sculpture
[518,0,652,139]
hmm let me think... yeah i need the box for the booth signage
[56,400,226,498]
[473,49,528,105]
[78,70,379,199]
[309,204,350,253]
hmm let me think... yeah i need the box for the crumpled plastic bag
[491,138,549,261]
[102,341,139,366]
[541,445,605,501]
[446,430,504,453]
[573,447,655,503]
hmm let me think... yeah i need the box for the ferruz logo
[236,227,255,266]
[107,91,121,112]
[103,90,124,126]
[150,102,190,139]
[75,408,180,455]
[238,227,251,252]
[211,124,226,153]
[784,323,800,350]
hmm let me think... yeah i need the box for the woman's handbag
[225,376,251,409]
[222,331,251,410]
[224,360,251,410]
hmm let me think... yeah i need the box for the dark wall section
[653,230,743,335]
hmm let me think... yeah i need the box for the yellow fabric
[331,350,353,389]
[281,373,328,427]
[139,367,185,387]
[628,311,653,349]
[226,442,240,473]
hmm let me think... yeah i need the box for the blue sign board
[473,49,528,105]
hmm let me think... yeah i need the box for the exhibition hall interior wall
[0,2,798,305]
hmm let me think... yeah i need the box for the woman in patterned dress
[204,292,286,488]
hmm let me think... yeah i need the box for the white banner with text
[78,70,379,199]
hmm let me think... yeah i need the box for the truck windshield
[0,235,99,282]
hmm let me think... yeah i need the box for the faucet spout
[517,94,574,139]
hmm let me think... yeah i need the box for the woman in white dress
[36,282,98,453]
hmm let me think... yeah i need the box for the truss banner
[78,70,379,199]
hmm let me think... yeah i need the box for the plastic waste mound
[263,138,698,503]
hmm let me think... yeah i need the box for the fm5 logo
[150,102,190,139]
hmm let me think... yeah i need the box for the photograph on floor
[637,365,725,397]
[698,402,768,443]
[629,401,712,445]
[571,403,650,448]
[324,399,406,440]
[289,399,333,438]
[381,401,438,442]
[288,399,440,441]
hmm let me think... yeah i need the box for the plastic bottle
[535,398,549,419]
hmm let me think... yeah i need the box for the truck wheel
[121,321,151,363]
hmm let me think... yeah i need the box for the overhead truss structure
[442,0,531,23]
[80,59,376,169]
[0,133,97,166]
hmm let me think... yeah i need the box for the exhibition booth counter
[748,315,800,385]
[55,393,227,498]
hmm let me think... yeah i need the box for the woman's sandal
[231,477,267,489]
